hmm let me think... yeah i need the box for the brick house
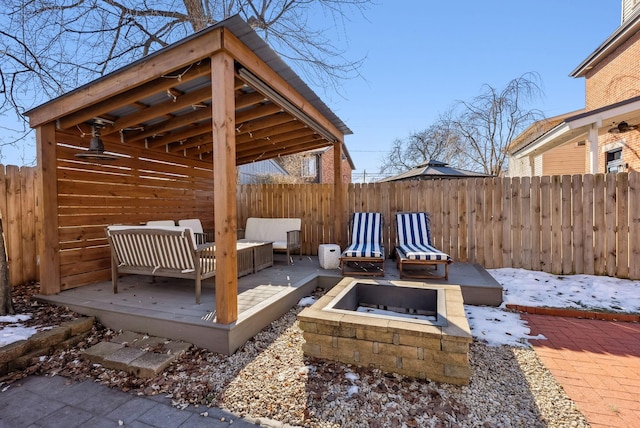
[237,144,354,183]
[508,0,640,176]
[280,145,355,183]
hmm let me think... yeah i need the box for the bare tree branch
[0,0,371,162]
[451,72,545,176]
[379,111,466,175]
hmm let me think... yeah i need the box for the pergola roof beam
[147,121,212,149]
[55,62,212,130]
[236,138,328,164]
[102,86,213,136]
[235,121,301,144]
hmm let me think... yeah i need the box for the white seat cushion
[244,218,301,243]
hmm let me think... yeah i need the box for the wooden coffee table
[208,241,273,277]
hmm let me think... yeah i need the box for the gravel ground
[2,283,589,427]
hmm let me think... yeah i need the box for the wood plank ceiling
[58,57,336,166]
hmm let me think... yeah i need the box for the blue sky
[327,1,621,182]
[0,1,622,175]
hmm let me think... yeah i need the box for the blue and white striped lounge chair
[395,212,452,280]
[340,212,385,276]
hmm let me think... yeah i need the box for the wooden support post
[211,49,238,324]
[589,124,599,173]
[334,142,345,249]
[36,123,60,295]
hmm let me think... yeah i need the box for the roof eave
[25,15,351,137]
[570,10,640,78]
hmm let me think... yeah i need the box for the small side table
[318,244,341,269]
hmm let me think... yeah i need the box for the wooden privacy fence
[2,167,640,286]
[0,165,39,287]
[238,172,640,279]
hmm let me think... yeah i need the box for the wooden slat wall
[238,172,640,279]
[4,167,640,288]
[55,131,214,289]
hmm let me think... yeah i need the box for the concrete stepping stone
[82,331,191,378]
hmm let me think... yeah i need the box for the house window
[606,148,623,173]
[301,156,316,177]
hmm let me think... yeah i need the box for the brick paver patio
[523,314,640,428]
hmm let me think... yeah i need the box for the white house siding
[534,155,543,176]
[507,156,531,177]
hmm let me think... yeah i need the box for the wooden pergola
[26,16,350,325]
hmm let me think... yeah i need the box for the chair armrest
[194,230,215,245]
[286,229,301,249]
[195,242,215,253]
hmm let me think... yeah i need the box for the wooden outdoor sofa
[395,212,452,280]
[106,225,215,304]
[238,217,302,264]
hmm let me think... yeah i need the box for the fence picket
[629,172,640,279]
[520,176,532,270]
[6,166,23,286]
[501,177,511,267]
[617,173,629,278]
[561,175,573,274]
[511,177,522,268]
[593,174,606,275]
[443,180,460,260]
[531,176,541,271]
[583,174,595,275]
[551,175,562,274]
[540,176,551,271]
[458,179,468,261]
[483,178,494,269]
[605,174,617,277]
[572,175,584,274]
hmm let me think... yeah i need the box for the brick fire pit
[298,278,472,385]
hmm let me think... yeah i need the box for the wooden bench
[106,226,215,304]
[238,217,302,264]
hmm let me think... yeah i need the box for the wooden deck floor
[36,254,501,354]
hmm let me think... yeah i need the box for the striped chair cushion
[397,243,451,261]
[396,212,451,262]
[350,212,383,244]
[396,212,432,246]
[343,242,384,258]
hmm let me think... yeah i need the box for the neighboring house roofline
[511,95,640,158]
[570,7,640,78]
[507,109,585,153]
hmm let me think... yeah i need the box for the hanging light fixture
[608,121,638,134]
[75,123,118,160]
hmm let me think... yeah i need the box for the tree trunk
[182,0,208,31]
[0,216,14,316]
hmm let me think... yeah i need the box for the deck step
[82,331,191,378]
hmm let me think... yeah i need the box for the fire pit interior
[298,278,472,385]
[323,281,446,326]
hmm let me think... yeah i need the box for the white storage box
[318,244,341,269]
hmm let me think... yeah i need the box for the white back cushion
[178,219,204,234]
[146,220,176,227]
[244,218,301,242]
